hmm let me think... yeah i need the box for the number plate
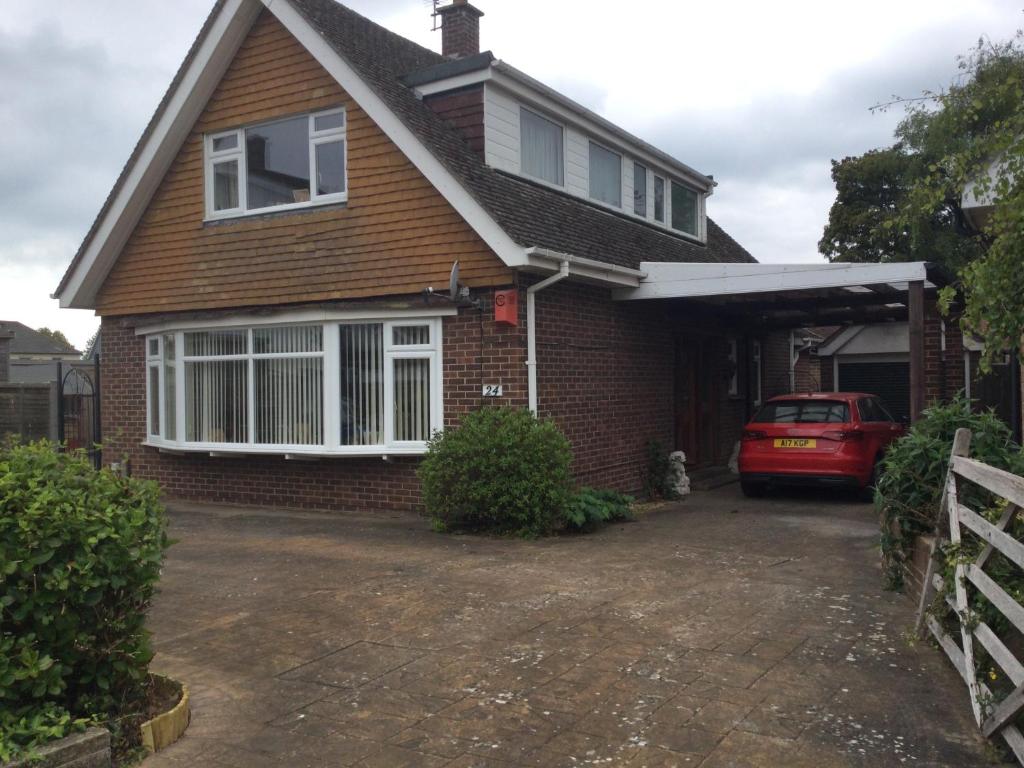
[774,438,816,448]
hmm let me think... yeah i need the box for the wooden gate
[917,427,1024,762]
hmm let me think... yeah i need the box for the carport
[613,261,953,422]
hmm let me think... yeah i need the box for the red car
[738,392,906,499]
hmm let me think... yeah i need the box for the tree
[36,327,72,349]
[819,32,1024,367]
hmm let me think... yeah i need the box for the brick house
[54,0,947,511]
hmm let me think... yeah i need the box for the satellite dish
[449,261,460,302]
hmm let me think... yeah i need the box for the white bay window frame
[142,312,446,457]
[204,107,347,221]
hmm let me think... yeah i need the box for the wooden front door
[675,337,718,467]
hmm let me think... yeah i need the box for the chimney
[436,0,483,59]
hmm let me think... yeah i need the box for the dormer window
[633,163,647,217]
[520,107,564,186]
[589,141,621,207]
[670,180,698,236]
[205,107,347,219]
[653,175,665,223]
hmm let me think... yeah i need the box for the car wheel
[741,479,766,498]
[860,461,881,503]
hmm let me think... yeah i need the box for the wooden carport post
[908,279,925,422]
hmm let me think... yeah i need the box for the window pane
[521,108,564,186]
[633,163,647,217]
[185,360,248,443]
[339,324,384,446]
[253,325,322,354]
[213,160,239,211]
[589,142,621,206]
[163,334,176,441]
[314,111,344,132]
[185,330,247,357]
[148,338,159,357]
[148,366,160,437]
[255,357,323,445]
[212,133,238,152]
[314,140,346,196]
[246,116,310,209]
[654,176,665,222]
[394,357,431,442]
[392,325,429,346]
[671,181,698,234]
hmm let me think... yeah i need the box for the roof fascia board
[490,64,715,193]
[412,68,492,97]
[56,0,262,309]
[267,0,528,268]
[523,247,644,288]
[815,325,866,357]
[613,261,933,301]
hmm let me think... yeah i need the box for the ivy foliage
[419,408,573,537]
[876,396,1024,589]
[820,33,1024,368]
[0,441,169,762]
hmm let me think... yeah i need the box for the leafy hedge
[876,396,1024,589]
[0,442,169,762]
[565,487,634,531]
[419,408,573,537]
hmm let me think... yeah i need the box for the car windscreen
[753,400,850,424]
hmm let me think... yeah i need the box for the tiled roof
[58,0,755,300]
[0,322,80,356]
[289,0,756,268]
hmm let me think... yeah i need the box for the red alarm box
[494,289,519,326]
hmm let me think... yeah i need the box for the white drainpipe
[526,261,570,414]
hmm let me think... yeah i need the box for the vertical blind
[339,324,384,446]
[152,320,437,450]
[521,108,564,186]
[589,142,621,207]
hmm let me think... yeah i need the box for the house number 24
[482,384,503,397]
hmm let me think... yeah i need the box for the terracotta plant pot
[139,676,190,754]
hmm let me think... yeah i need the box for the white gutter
[526,260,570,414]
[524,247,645,288]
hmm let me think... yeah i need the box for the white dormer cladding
[415,62,712,243]
[482,83,708,242]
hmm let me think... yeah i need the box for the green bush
[418,408,573,537]
[0,441,169,761]
[876,395,1024,589]
[565,487,635,531]
[641,439,677,500]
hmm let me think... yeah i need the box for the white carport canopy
[613,260,954,421]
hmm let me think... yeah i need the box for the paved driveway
[144,487,999,767]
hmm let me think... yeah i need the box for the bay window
[205,107,346,219]
[144,315,443,455]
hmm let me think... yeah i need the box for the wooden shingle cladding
[96,10,511,317]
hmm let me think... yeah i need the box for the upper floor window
[654,175,666,223]
[520,108,564,186]
[670,180,698,236]
[589,141,621,207]
[633,163,647,217]
[205,107,347,219]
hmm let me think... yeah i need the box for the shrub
[876,396,1024,589]
[0,441,169,761]
[641,439,678,500]
[418,408,573,537]
[565,487,635,531]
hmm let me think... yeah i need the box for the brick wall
[0,383,54,441]
[101,291,527,513]
[761,331,794,400]
[100,286,760,511]
[423,86,485,158]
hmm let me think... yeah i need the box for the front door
[675,337,717,466]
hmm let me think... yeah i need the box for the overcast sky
[1,0,1021,349]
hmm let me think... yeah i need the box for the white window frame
[204,107,347,221]
[653,174,666,223]
[142,312,445,457]
[146,337,163,439]
[518,106,566,189]
[668,178,701,238]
